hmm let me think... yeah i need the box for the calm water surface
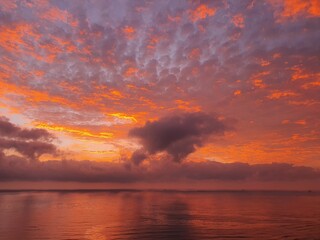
[0,191,319,240]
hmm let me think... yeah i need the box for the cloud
[122,26,136,40]
[269,0,320,21]
[0,116,57,160]
[0,115,318,184]
[129,112,229,163]
[189,4,216,22]
[0,116,53,140]
[130,148,147,166]
[180,161,320,181]
[0,138,57,160]
[0,154,319,183]
[0,0,319,168]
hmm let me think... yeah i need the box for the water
[0,191,319,240]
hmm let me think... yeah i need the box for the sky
[0,0,319,190]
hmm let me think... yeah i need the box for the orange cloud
[271,0,320,21]
[138,96,158,109]
[0,0,17,12]
[58,81,83,95]
[288,100,320,106]
[122,26,136,39]
[109,113,137,123]
[168,15,181,22]
[232,14,245,28]
[124,67,138,77]
[295,120,306,125]
[82,150,116,155]
[290,133,317,143]
[174,100,201,112]
[51,36,78,53]
[291,66,320,81]
[267,90,298,99]
[31,70,45,77]
[252,71,271,78]
[0,81,74,108]
[0,24,37,53]
[40,7,78,26]
[302,81,320,89]
[273,53,281,59]
[250,71,270,89]
[147,36,161,50]
[283,0,320,17]
[189,4,216,22]
[233,90,241,96]
[110,90,124,99]
[98,88,126,102]
[126,84,149,92]
[0,24,63,64]
[188,48,201,60]
[281,119,290,124]
[253,79,266,89]
[36,123,113,139]
[260,59,271,67]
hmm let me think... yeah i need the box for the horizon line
[0,189,319,193]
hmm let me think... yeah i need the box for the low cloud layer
[0,154,319,183]
[129,112,228,163]
[0,117,56,160]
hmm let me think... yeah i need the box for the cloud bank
[0,154,319,183]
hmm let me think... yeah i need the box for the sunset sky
[0,0,319,189]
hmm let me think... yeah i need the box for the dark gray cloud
[0,154,138,182]
[0,116,53,141]
[0,117,57,160]
[180,161,320,181]
[0,138,57,160]
[131,148,148,165]
[129,112,228,162]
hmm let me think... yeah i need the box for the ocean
[0,190,319,240]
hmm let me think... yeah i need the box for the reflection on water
[0,191,319,240]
